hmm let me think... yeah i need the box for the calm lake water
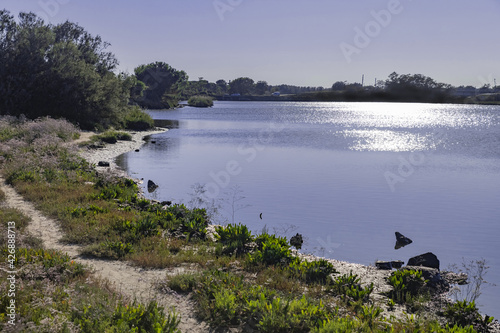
[117,101,500,316]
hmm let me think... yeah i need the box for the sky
[2,0,499,87]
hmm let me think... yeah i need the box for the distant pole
[362,74,364,87]
[374,78,377,86]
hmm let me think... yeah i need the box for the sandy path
[0,129,213,333]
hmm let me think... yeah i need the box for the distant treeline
[1,10,499,132]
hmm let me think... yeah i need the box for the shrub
[289,258,336,284]
[215,223,253,256]
[0,207,31,231]
[388,269,428,304]
[111,301,180,332]
[166,272,200,293]
[444,300,494,332]
[123,106,154,130]
[188,95,214,107]
[330,272,373,305]
[93,130,132,144]
[255,232,289,250]
[102,240,134,259]
[249,237,292,266]
[247,295,331,333]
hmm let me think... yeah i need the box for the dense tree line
[0,10,152,130]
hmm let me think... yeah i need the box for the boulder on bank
[407,252,440,270]
[375,260,404,270]
[97,161,110,167]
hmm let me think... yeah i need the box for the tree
[0,10,141,130]
[229,77,254,95]
[133,62,188,109]
[331,81,347,91]
[216,79,228,94]
[255,81,269,95]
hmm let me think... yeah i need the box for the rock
[290,233,304,250]
[375,261,393,270]
[161,201,172,206]
[151,140,156,144]
[395,231,412,249]
[135,149,140,152]
[407,252,440,270]
[147,180,158,193]
[391,260,404,269]
[375,260,404,270]
[97,161,110,167]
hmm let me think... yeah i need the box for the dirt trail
[0,130,213,333]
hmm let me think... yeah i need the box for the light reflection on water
[119,101,500,316]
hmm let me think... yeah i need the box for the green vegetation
[132,62,188,109]
[0,117,497,332]
[0,248,180,332]
[91,130,133,144]
[388,269,428,304]
[0,10,153,131]
[187,95,214,107]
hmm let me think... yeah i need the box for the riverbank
[1,117,498,332]
[73,128,500,332]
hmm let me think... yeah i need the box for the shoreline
[77,128,168,181]
[73,127,500,330]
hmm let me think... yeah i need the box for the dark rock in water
[395,231,413,249]
[161,201,172,206]
[375,260,404,270]
[151,140,156,144]
[97,161,110,167]
[135,149,140,152]
[147,180,158,193]
[290,233,304,250]
[407,252,440,270]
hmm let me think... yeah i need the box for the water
[117,101,500,316]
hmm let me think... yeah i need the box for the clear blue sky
[2,0,499,87]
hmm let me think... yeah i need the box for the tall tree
[133,62,188,109]
[229,77,254,95]
[0,10,136,130]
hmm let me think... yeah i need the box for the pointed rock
[395,231,412,249]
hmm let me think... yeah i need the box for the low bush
[0,207,31,231]
[215,223,253,255]
[188,95,214,107]
[166,272,200,293]
[444,300,494,332]
[92,130,132,144]
[388,269,428,304]
[123,106,154,130]
[289,258,336,284]
[248,237,293,266]
[329,272,373,305]
[110,301,180,332]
